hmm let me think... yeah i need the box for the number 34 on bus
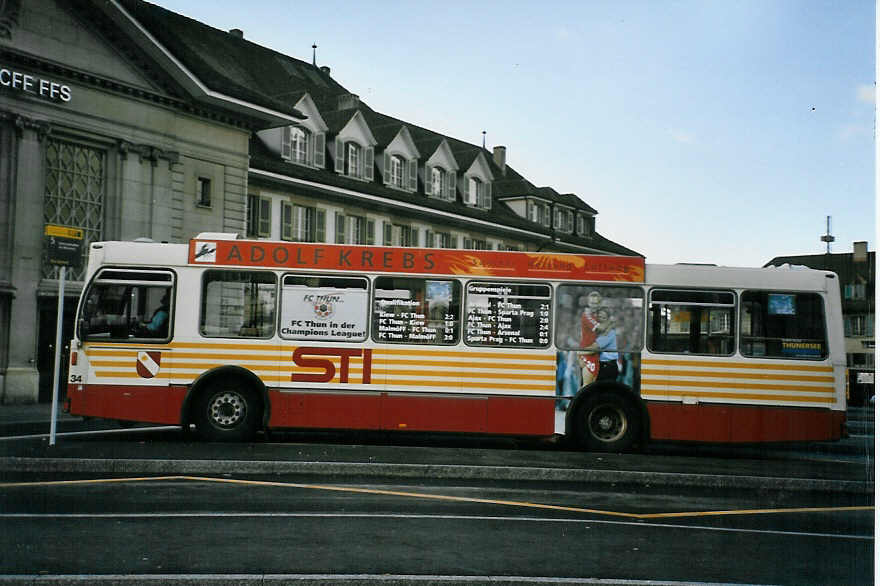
[65,233,848,451]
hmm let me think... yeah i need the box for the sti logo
[291,347,372,384]
[194,241,217,263]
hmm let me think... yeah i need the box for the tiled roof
[116,0,351,115]
[117,0,639,257]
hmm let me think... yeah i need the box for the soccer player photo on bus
[555,284,644,411]
[577,290,603,385]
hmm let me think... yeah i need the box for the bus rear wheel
[575,391,639,452]
[194,383,260,442]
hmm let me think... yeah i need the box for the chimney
[854,241,868,262]
[493,145,507,175]
[337,93,360,110]
[229,28,243,39]
[320,66,331,75]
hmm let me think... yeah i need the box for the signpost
[44,224,83,446]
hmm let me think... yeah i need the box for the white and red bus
[65,234,847,450]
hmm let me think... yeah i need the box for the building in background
[0,0,637,404]
[766,241,875,405]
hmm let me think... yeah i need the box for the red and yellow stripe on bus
[641,356,844,442]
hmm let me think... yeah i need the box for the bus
[65,234,848,451]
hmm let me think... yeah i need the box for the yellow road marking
[0,475,872,521]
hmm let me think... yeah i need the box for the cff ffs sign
[291,347,372,384]
[1,67,72,102]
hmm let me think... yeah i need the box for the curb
[0,457,873,494]
[0,574,743,586]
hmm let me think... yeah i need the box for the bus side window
[372,277,461,345]
[740,291,827,359]
[647,289,735,356]
[464,282,552,348]
[78,269,175,342]
[200,270,277,338]
[280,275,369,342]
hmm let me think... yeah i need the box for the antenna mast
[820,215,835,254]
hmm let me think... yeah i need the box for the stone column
[3,124,43,404]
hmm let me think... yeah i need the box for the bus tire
[193,382,260,442]
[574,391,640,452]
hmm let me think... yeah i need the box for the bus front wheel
[574,391,640,452]
[194,383,260,442]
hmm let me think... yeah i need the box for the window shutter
[281,202,292,240]
[335,212,345,243]
[425,230,434,248]
[424,166,433,196]
[315,209,326,242]
[364,147,374,181]
[314,133,325,168]
[410,227,419,247]
[383,222,392,246]
[484,181,492,209]
[408,159,418,192]
[258,198,271,237]
[348,216,358,244]
[366,219,375,245]
[383,152,391,185]
[335,138,344,173]
[281,127,292,160]
[446,172,455,201]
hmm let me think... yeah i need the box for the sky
[152,0,875,267]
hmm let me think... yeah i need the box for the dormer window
[334,113,376,181]
[281,126,325,168]
[554,208,574,233]
[291,127,309,164]
[383,153,417,192]
[426,165,456,201]
[390,155,404,188]
[345,142,361,177]
[431,167,443,194]
[527,200,551,227]
[577,214,594,237]
[464,176,491,209]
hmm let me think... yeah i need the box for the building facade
[766,241,875,405]
[0,0,637,404]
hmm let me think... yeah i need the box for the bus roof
[646,263,838,292]
[86,238,835,292]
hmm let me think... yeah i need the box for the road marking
[0,425,177,441]
[0,512,871,541]
[0,474,873,523]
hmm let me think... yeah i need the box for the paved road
[0,404,873,584]
[0,469,873,584]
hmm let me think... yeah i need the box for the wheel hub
[209,391,246,427]
[588,404,627,442]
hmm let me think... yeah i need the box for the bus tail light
[70,351,78,366]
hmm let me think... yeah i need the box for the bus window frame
[739,289,829,361]
[554,283,646,354]
[463,279,553,349]
[646,287,737,358]
[78,267,176,343]
[199,269,278,340]
[279,273,370,343]
[370,275,462,346]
